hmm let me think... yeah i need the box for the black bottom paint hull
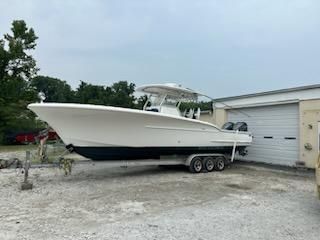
[70,146,244,161]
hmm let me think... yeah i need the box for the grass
[0,144,37,153]
[0,143,68,163]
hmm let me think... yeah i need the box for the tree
[0,20,39,143]
[30,76,75,102]
[74,81,108,104]
[135,95,148,110]
[74,80,137,108]
[0,20,38,101]
[110,81,136,108]
[4,20,38,80]
[180,101,213,112]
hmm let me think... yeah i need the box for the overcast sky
[1,0,319,97]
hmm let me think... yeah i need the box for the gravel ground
[0,161,319,240]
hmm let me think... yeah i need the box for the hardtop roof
[136,83,204,100]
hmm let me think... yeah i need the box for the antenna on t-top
[38,92,46,103]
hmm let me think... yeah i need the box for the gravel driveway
[0,162,319,240]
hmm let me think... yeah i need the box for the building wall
[299,99,320,168]
[199,112,214,124]
[200,110,227,126]
[213,108,227,127]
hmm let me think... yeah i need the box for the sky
[1,0,320,98]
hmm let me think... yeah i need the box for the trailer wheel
[214,156,225,171]
[189,157,203,173]
[203,157,214,172]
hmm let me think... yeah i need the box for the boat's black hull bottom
[69,146,246,161]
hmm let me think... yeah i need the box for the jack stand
[38,134,49,163]
[59,157,74,176]
[230,130,238,163]
[56,147,75,176]
[21,151,33,190]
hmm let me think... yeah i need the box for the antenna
[38,92,46,103]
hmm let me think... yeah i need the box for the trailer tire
[214,156,225,171]
[189,157,203,173]
[203,157,215,172]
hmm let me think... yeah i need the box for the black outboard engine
[222,122,234,130]
[233,122,248,132]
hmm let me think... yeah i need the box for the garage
[213,84,320,168]
[227,103,299,166]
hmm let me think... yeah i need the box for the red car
[8,129,59,144]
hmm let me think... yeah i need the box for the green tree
[0,20,39,143]
[110,81,136,108]
[135,95,148,109]
[30,75,75,102]
[180,101,213,112]
[74,80,137,108]
[74,81,108,104]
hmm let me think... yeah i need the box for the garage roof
[214,84,320,102]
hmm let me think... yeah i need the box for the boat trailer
[56,130,241,174]
[55,138,240,174]
[2,137,240,191]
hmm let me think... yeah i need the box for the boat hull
[28,103,252,160]
[71,146,243,160]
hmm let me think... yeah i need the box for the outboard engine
[238,147,248,156]
[233,122,248,132]
[222,122,234,130]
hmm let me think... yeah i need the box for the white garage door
[228,103,299,166]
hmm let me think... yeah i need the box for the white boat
[28,83,252,160]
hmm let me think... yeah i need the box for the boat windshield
[149,95,162,106]
[163,97,179,107]
[147,95,180,108]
